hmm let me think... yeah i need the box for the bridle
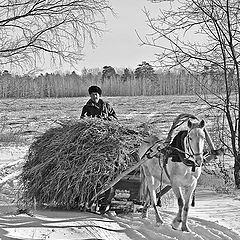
[185,129,204,156]
[182,128,205,170]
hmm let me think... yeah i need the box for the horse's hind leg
[171,186,183,230]
[142,184,164,224]
[147,177,164,224]
[152,197,164,224]
[140,167,150,219]
[141,195,149,219]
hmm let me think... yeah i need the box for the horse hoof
[155,221,164,227]
[171,219,182,231]
[182,226,191,232]
[172,225,181,231]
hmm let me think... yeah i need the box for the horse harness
[171,129,204,172]
[141,130,204,176]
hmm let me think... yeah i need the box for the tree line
[0,62,228,98]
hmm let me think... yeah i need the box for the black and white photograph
[0,0,240,239]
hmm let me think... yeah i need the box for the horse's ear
[199,119,205,128]
[187,120,192,128]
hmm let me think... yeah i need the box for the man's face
[90,92,100,103]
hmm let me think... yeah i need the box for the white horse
[139,119,206,232]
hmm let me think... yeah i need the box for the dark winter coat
[80,99,117,121]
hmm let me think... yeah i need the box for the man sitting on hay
[81,85,117,121]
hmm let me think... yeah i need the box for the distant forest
[0,62,227,98]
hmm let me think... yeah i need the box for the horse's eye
[189,137,192,141]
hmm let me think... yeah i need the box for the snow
[0,186,240,239]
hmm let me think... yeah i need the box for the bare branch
[143,0,240,187]
[0,0,113,70]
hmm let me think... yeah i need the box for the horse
[139,119,206,232]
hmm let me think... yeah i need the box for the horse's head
[185,119,206,167]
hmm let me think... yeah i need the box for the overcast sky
[76,0,167,72]
[37,0,173,74]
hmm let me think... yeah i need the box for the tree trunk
[234,155,240,189]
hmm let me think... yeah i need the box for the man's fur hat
[88,85,102,95]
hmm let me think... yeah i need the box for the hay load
[21,119,145,210]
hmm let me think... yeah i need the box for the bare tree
[140,0,240,188]
[0,0,112,71]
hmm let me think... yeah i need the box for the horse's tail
[140,166,148,203]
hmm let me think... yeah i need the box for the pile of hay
[20,119,144,209]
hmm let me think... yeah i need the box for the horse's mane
[170,130,188,162]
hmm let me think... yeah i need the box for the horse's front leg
[181,185,196,232]
[171,186,183,230]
